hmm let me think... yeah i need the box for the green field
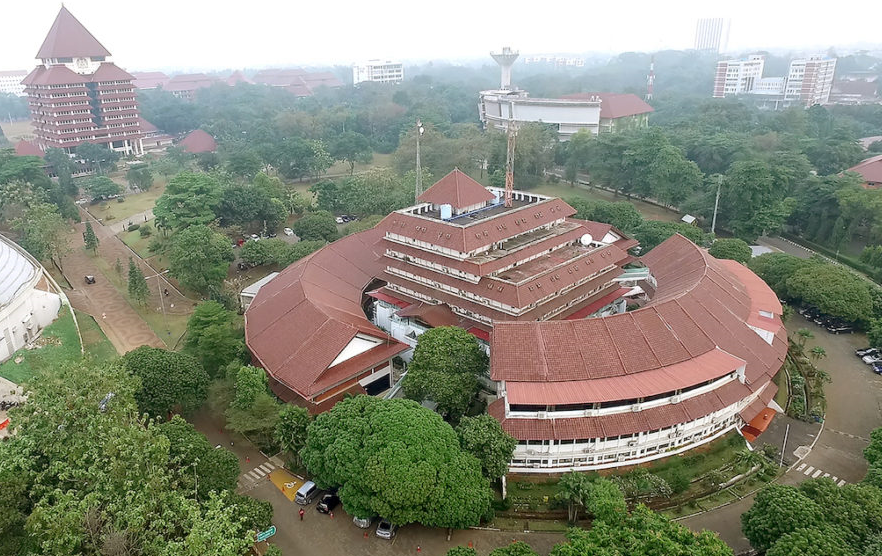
[0,306,80,385]
[75,309,118,362]
[84,175,168,223]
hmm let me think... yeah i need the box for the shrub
[139,224,152,237]
[127,223,140,232]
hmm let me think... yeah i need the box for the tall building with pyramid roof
[21,7,143,155]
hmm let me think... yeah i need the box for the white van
[295,481,318,505]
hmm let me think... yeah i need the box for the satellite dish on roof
[580,233,593,246]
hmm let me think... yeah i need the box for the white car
[283,227,294,236]
[863,354,882,365]
[335,217,345,224]
[250,234,260,241]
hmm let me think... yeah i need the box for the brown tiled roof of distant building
[14,141,44,157]
[91,63,135,82]
[164,73,219,92]
[418,169,496,209]
[21,65,88,86]
[559,92,654,119]
[849,154,882,187]
[178,129,217,154]
[36,6,111,59]
[131,71,169,89]
[138,118,159,134]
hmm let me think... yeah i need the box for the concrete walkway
[103,208,154,235]
[61,221,164,354]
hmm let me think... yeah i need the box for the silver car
[375,519,397,540]
[352,516,374,529]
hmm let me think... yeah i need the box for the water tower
[490,46,519,90]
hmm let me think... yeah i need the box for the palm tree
[555,471,591,523]
[810,346,827,362]
[795,328,814,348]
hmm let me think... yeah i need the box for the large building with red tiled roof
[245,172,785,471]
[848,154,882,189]
[21,7,143,155]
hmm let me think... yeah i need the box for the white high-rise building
[713,55,765,98]
[785,58,837,107]
[0,70,27,96]
[353,60,404,85]
[694,18,730,53]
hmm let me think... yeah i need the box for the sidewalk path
[61,220,164,354]
[103,208,154,235]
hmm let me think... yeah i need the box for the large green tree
[765,526,857,556]
[127,258,149,305]
[82,176,122,200]
[13,202,70,271]
[330,131,372,175]
[121,346,210,418]
[632,220,711,252]
[455,414,516,480]
[154,172,223,230]
[168,225,234,294]
[292,211,339,242]
[709,238,752,264]
[274,405,311,467]
[403,326,489,422]
[157,416,240,499]
[184,301,247,377]
[787,262,874,324]
[741,484,824,551]
[301,396,492,528]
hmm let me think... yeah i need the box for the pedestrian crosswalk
[237,461,276,490]
[795,463,847,486]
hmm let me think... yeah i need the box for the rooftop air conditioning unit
[668,431,678,439]
[670,395,681,404]
[616,454,626,462]
[627,440,638,447]
[583,446,595,453]
[631,404,641,412]
[526,449,535,455]
[537,411,547,419]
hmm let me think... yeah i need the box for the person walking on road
[299,508,304,521]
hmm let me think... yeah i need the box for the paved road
[681,315,882,551]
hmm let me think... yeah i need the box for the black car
[857,347,880,357]
[316,493,340,514]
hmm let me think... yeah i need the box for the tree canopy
[301,395,492,528]
[403,326,489,422]
[291,211,339,242]
[708,238,752,264]
[184,301,247,377]
[154,172,223,230]
[121,346,210,418]
[168,225,234,294]
[455,414,517,480]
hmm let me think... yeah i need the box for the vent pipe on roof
[440,204,452,220]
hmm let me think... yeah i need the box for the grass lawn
[84,176,168,224]
[325,152,394,176]
[74,309,118,362]
[529,182,682,223]
[490,517,569,532]
[772,369,790,410]
[0,305,80,385]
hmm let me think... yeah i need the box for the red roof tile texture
[849,154,882,186]
[36,7,111,59]
[14,141,44,157]
[559,92,654,119]
[178,130,217,154]
[418,169,496,209]
[246,228,407,400]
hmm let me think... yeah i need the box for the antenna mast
[414,119,424,200]
[505,115,517,208]
[646,55,655,101]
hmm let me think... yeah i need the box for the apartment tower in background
[353,60,404,85]
[713,55,765,98]
[21,7,143,155]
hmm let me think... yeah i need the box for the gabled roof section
[14,141,44,158]
[849,154,882,185]
[21,65,88,86]
[418,169,496,209]
[91,63,134,82]
[559,92,654,119]
[36,6,111,59]
[178,129,217,154]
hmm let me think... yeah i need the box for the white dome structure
[0,234,62,365]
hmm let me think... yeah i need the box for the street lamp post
[145,269,171,336]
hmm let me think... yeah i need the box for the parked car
[828,325,853,334]
[872,363,882,375]
[375,519,397,540]
[856,348,879,357]
[250,234,260,241]
[335,217,345,224]
[84,275,96,285]
[352,516,374,529]
[316,493,340,514]
[863,354,882,365]
[284,227,294,236]
[295,481,318,505]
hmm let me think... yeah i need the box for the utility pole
[711,174,723,235]
[414,119,424,200]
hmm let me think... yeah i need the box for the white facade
[786,58,837,106]
[353,60,404,85]
[0,235,62,365]
[0,70,27,96]
[713,55,765,98]
[479,90,602,140]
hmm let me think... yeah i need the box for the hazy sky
[1,0,879,72]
